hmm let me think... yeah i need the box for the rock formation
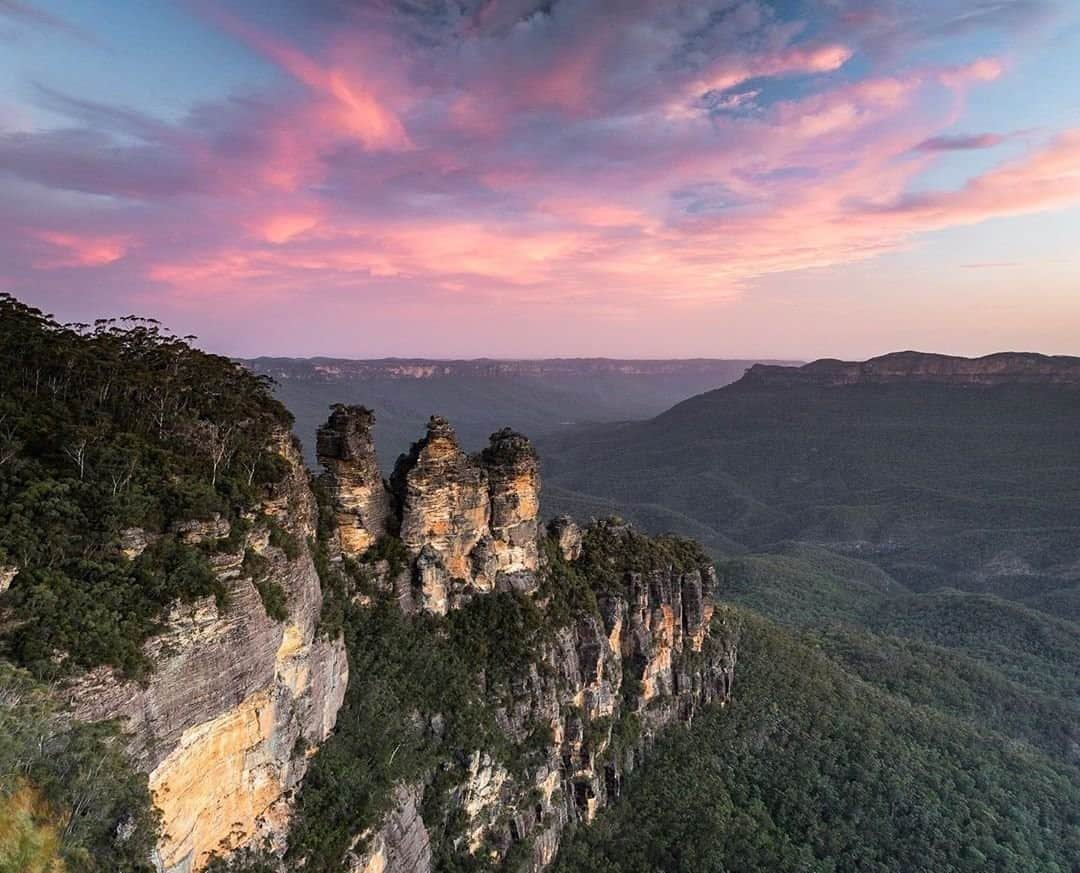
[548,516,583,562]
[345,520,738,873]
[317,405,392,555]
[392,416,492,589]
[310,413,738,872]
[66,431,348,873]
[319,412,544,615]
[482,428,541,582]
[745,351,1080,387]
[60,409,735,873]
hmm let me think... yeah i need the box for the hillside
[554,612,1080,873]
[244,357,797,469]
[540,352,1080,593]
[540,351,1080,847]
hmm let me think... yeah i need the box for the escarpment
[65,431,348,873]
[304,408,739,873]
[744,351,1080,387]
[337,519,739,873]
[56,405,736,873]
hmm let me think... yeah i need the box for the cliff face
[62,408,735,873]
[744,351,1080,387]
[310,410,737,872]
[317,405,392,556]
[67,432,348,873]
[347,526,738,872]
[393,416,493,596]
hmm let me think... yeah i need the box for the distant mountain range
[744,351,1080,387]
[539,350,1080,587]
[244,356,799,468]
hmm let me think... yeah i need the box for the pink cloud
[34,230,130,267]
[2,0,1078,346]
[202,5,412,152]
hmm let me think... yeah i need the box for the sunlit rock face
[482,428,541,581]
[317,405,392,556]
[355,523,739,872]
[368,416,542,614]
[393,416,491,590]
[67,432,348,873]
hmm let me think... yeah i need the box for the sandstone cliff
[345,518,739,873]
[61,408,736,873]
[310,406,737,872]
[744,351,1080,387]
[317,405,392,556]
[67,431,348,873]
[318,411,543,616]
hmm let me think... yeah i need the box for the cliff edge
[743,351,1080,387]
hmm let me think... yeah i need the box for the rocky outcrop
[482,429,540,582]
[320,413,543,615]
[744,351,1080,388]
[67,431,347,873]
[59,407,734,873]
[353,520,739,872]
[347,786,432,873]
[317,405,392,556]
[548,516,582,562]
[393,416,492,590]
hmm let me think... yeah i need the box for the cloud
[33,230,130,267]
[0,0,101,45]
[1,0,1078,330]
[915,132,1007,151]
[878,129,1080,226]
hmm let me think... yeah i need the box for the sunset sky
[2,0,1079,359]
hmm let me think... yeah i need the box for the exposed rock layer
[317,405,391,555]
[351,521,739,873]
[322,412,543,615]
[67,432,348,872]
[745,351,1080,387]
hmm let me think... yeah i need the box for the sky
[1,0,1079,360]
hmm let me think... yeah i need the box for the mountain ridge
[743,350,1080,387]
[247,357,802,382]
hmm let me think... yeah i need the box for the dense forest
[543,365,1080,872]
[554,612,1080,873]
[0,294,292,677]
[0,295,295,870]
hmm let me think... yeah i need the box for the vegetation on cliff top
[294,491,716,872]
[0,294,293,677]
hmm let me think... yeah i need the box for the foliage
[203,844,280,873]
[570,519,713,599]
[813,627,1080,765]
[287,600,512,871]
[554,611,1080,873]
[0,663,158,872]
[0,294,292,676]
